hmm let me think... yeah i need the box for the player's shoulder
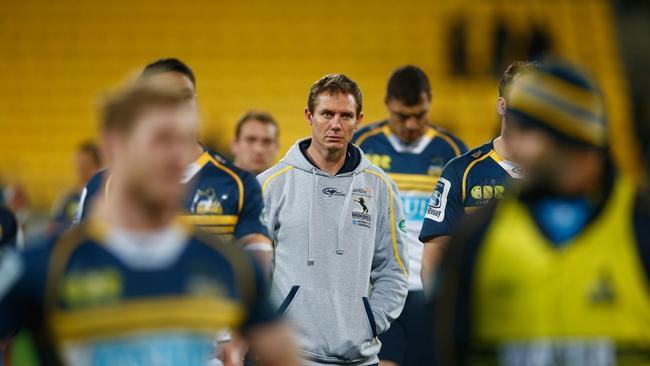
[430,125,468,155]
[444,140,494,173]
[200,149,262,194]
[84,168,107,193]
[352,120,387,145]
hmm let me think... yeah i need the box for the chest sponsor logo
[63,268,123,308]
[470,184,505,201]
[425,177,451,223]
[366,154,391,170]
[352,197,372,228]
[322,187,345,197]
[191,187,223,214]
[352,187,372,197]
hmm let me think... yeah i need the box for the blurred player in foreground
[419,61,533,288]
[259,74,408,366]
[431,61,650,365]
[352,65,467,366]
[76,58,273,270]
[232,110,280,175]
[51,142,102,228]
[0,85,299,366]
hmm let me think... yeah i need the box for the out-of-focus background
[0,0,648,235]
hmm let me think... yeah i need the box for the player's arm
[368,176,409,336]
[240,259,299,366]
[235,175,273,275]
[419,162,464,292]
[431,206,493,365]
[0,249,27,340]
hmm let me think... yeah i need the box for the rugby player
[232,110,280,175]
[431,60,650,366]
[352,65,467,366]
[0,85,299,366]
[76,58,273,269]
[418,61,534,287]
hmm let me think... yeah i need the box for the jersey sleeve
[0,242,50,339]
[0,249,25,337]
[241,256,279,331]
[419,160,465,241]
[234,174,271,240]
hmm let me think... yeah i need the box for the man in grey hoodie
[258,74,409,366]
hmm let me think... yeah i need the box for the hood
[281,138,371,176]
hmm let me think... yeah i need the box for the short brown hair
[498,61,537,98]
[101,85,192,133]
[77,141,102,166]
[235,110,279,140]
[307,74,363,117]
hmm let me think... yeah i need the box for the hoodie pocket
[283,286,381,362]
[362,297,378,339]
[277,285,300,316]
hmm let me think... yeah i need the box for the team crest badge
[191,188,223,215]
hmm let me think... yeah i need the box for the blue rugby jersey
[0,221,276,366]
[76,148,269,241]
[419,140,522,242]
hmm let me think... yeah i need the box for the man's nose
[330,116,342,130]
[405,116,419,130]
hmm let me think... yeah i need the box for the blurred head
[75,141,102,186]
[305,74,363,155]
[496,61,538,133]
[137,58,199,145]
[232,110,279,175]
[504,61,608,196]
[385,65,432,143]
[101,86,198,215]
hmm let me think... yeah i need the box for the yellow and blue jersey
[432,176,650,365]
[77,148,269,240]
[0,221,276,366]
[419,140,522,241]
[352,121,467,290]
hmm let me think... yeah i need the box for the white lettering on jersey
[425,177,451,223]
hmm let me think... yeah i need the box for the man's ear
[304,107,313,126]
[230,139,238,157]
[496,97,507,116]
[356,113,364,130]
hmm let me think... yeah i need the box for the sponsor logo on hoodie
[352,197,372,228]
[322,187,345,197]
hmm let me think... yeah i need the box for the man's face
[306,92,362,153]
[109,103,197,213]
[232,119,279,175]
[385,92,430,143]
[75,151,100,186]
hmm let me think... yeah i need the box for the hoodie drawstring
[307,167,317,265]
[336,172,356,255]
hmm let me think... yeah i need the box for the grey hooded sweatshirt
[258,139,409,366]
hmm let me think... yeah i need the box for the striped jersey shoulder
[445,140,495,173]
[352,121,387,146]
